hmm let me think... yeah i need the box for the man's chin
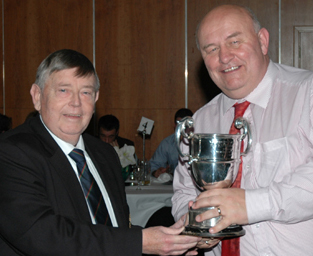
[59,127,86,138]
[221,84,251,99]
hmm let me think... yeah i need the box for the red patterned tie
[221,101,250,256]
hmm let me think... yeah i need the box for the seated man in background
[0,49,201,255]
[150,108,193,178]
[98,114,136,180]
[0,113,12,133]
[98,114,134,148]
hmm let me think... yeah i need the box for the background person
[172,4,313,256]
[0,49,200,256]
[0,113,12,133]
[98,114,137,180]
[98,114,134,148]
[150,108,193,178]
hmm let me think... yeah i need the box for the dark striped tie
[69,148,112,226]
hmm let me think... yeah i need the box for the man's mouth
[223,66,239,73]
[65,114,81,117]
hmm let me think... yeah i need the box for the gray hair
[195,5,262,50]
[35,49,100,91]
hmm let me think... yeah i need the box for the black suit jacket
[116,136,134,148]
[0,116,142,256]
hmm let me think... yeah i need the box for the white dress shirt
[172,61,313,255]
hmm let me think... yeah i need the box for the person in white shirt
[172,4,313,256]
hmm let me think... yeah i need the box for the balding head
[195,4,270,99]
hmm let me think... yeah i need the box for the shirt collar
[221,60,275,114]
[39,114,85,155]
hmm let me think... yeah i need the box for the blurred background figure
[98,114,136,180]
[98,114,134,148]
[150,108,193,178]
[0,113,12,133]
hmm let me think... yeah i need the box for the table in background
[125,182,173,227]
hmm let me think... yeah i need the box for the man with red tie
[172,4,313,256]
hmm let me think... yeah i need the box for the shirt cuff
[245,187,272,224]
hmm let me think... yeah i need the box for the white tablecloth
[125,182,173,227]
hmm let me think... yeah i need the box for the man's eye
[207,47,218,54]
[60,89,66,92]
[83,91,92,95]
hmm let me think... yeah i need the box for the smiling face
[30,68,99,145]
[197,5,270,99]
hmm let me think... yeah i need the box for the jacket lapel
[49,150,92,222]
[30,116,92,223]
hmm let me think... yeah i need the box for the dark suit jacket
[0,116,142,256]
[116,136,134,148]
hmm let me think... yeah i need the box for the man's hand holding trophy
[175,116,252,245]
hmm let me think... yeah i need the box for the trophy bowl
[175,117,251,238]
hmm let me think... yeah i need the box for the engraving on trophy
[175,116,252,238]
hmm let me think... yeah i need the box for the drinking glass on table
[134,165,144,190]
[143,161,151,185]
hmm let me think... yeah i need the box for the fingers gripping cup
[175,117,252,238]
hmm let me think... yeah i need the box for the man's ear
[30,84,42,111]
[95,90,99,103]
[258,28,270,56]
[93,91,100,114]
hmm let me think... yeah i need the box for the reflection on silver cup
[188,206,220,229]
[175,117,252,238]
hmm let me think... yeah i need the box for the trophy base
[182,224,245,238]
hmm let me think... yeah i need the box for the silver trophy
[175,116,252,238]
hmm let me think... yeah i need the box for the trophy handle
[234,117,252,156]
[175,116,194,158]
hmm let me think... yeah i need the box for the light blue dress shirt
[149,133,178,174]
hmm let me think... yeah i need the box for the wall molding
[294,26,313,68]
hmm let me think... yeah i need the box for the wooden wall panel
[187,0,279,112]
[4,0,93,128]
[95,0,185,160]
[281,0,313,68]
[2,0,311,161]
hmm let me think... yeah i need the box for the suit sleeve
[0,138,142,256]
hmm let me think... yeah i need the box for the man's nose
[70,93,81,106]
[219,46,234,64]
